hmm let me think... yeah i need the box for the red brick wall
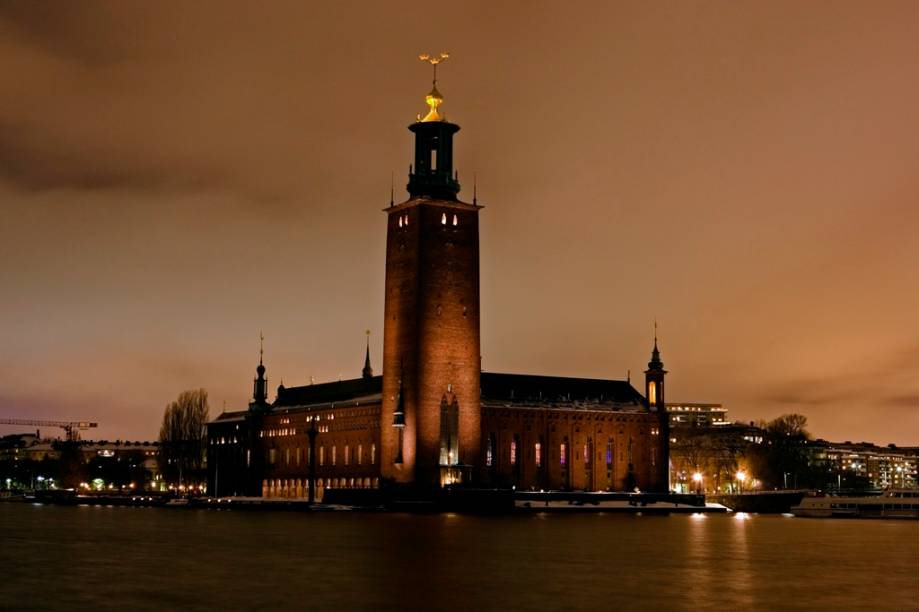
[481,407,663,492]
[381,200,481,487]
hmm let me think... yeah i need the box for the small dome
[256,363,266,376]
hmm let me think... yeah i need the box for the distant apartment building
[666,403,729,428]
[810,441,917,489]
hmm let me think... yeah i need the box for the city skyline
[2,2,919,444]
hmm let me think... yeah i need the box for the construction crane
[0,419,98,442]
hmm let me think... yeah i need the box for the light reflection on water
[2,503,919,611]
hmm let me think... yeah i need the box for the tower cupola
[407,52,460,200]
[249,332,270,412]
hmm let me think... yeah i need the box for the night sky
[2,2,918,444]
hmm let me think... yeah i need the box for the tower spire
[250,332,269,411]
[418,52,450,122]
[362,330,373,379]
[649,319,662,368]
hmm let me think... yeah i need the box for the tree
[766,414,810,439]
[749,413,813,489]
[158,389,210,489]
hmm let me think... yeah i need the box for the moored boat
[791,489,919,519]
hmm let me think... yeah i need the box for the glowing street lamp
[692,472,703,494]
[736,470,748,493]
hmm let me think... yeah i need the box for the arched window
[649,381,657,405]
[534,441,542,468]
[441,212,447,225]
[452,214,458,226]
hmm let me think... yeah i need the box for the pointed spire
[648,319,664,370]
[251,332,269,410]
[362,330,373,379]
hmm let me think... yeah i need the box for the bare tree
[158,389,210,488]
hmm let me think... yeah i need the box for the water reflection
[1,504,918,610]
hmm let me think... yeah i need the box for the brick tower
[381,56,482,489]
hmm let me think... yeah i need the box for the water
[1,504,917,611]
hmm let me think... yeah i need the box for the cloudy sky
[2,1,918,444]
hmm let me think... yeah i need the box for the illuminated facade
[666,403,728,428]
[207,71,669,498]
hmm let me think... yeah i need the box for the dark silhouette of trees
[158,389,210,488]
[748,413,815,489]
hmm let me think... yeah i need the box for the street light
[692,472,703,495]
[736,470,747,493]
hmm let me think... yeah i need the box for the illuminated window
[452,214,458,226]
[431,148,437,170]
[332,446,337,466]
[606,438,613,467]
[535,442,542,468]
[584,443,590,465]
[649,382,657,405]
[404,214,408,226]
[560,442,567,467]
[358,444,363,465]
[371,443,376,464]
[398,216,403,228]
[441,212,447,225]
[510,440,517,465]
[319,446,325,467]
[486,434,495,467]
[344,445,350,466]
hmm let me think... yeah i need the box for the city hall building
[207,72,671,499]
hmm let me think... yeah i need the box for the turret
[644,322,670,492]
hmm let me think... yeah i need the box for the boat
[791,489,919,519]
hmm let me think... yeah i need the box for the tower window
[398,217,403,228]
[510,439,517,465]
[431,148,438,170]
[649,382,657,405]
[452,214,458,226]
[535,442,542,468]
[441,212,447,225]
[560,442,567,467]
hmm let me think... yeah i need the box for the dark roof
[274,375,383,408]
[481,372,646,406]
[271,372,645,410]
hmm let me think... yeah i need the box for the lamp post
[692,472,703,495]
[307,415,318,504]
[736,470,747,494]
